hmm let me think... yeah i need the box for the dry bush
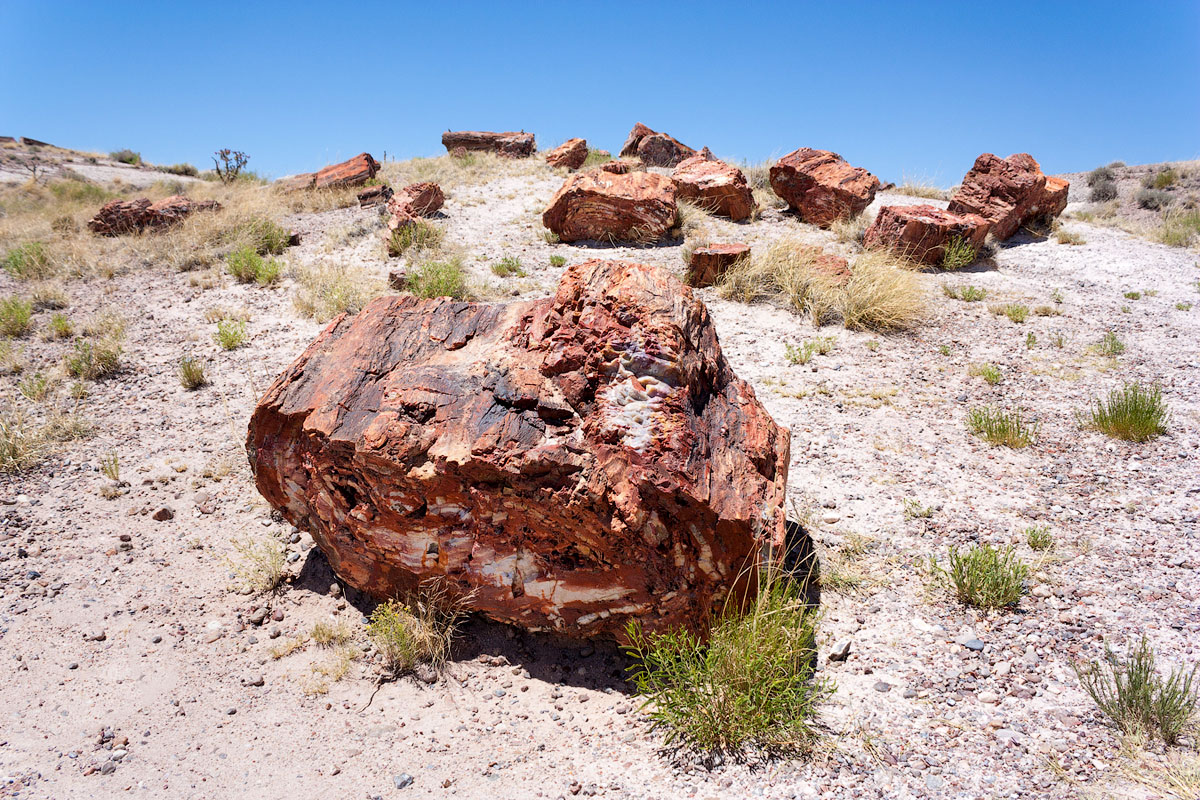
[275,185,361,213]
[839,250,925,330]
[719,238,845,324]
[292,260,386,322]
[378,152,547,190]
[368,579,473,677]
[894,178,948,200]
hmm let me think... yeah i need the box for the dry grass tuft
[379,152,547,190]
[368,579,473,677]
[838,250,925,331]
[292,261,386,322]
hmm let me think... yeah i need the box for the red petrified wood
[672,153,756,221]
[542,171,677,243]
[688,243,750,288]
[947,153,1069,240]
[863,205,991,265]
[769,148,880,227]
[246,260,791,641]
[357,184,393,208]
[87,195,221,236]
[441,131,536,158]
[279,153,380,192]
[617,122,696,167]
[545,138,589,170]
[385,182,445,232]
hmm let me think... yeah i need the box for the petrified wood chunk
[619,122,656,157]
[863,205,991,265]
[247,260,791,641]
[672,154,755,221]
[542,171,677,243]
[545,138,588,170]
[441,130,536,158]
[947,152,1068,240]
[687,243,750,288]
[357,184,393,208]
[385,182,445,232]
[87,195,221,236]
[769,148,880,227]
[279,153,380,192]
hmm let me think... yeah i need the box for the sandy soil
[1,152,1198,799]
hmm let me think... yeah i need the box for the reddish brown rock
[450,146,469,159]
[806,249,851,286]
[441,131,535,158]
[947,153,1068,240]
[357,184,393,208]
[769,148,881,227]
[597,160,632,175]
[385,182,445,231]
[87,195,221,236]
[688,243,749,288]
[246,259,791,640]
[280,153,380,192]
[863,205,991,266]
[672,155,755,221]
[545,138,588,170]
[619,123,656,157]
[638,133,696,168]
[542,171,677,243]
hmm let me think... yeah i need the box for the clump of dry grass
[378,152,547,190]
[367,579,473,677]
[0,411,42,472]
[292,260,386,322]
[227,536,287,595]
[838,250,925,330]
[894,178,948,200]
[830,212,874,245]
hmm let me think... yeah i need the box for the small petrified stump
[688,243,750,288]
[542,171,677,244]
[441,131,535,158]
[545,138,588,170]
[618,122,696,167]
[672,154,755,221]
[357,184,393,208]
[385,182,445,233]
[863,205,991,265]
[948,153,1068,240]
[279,153,380,192]
[87,195,221,236]
[246,260,791,640]
[597,160,633,175]
[769,148,880,227]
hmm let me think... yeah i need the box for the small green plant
[937,544,1027,609]
[1156,209,1200,247]
[1025,525,1053,551]
[549,254,566,268]
[1074,636,1199,746]
[785,337,834,366]
[18,372,52,401]
[47,313,73,340]
[1051,333,1066,348]
[1080,382,1169,442]
[225,246,281,285]
[0,411,41,473]
[237,217,290,255]
[101,451,120,482]
[214,319,248,350]
[179,355,208,389]
[490,256,526,278]
[311,620,353,647]
[967,406,1037,448]
[1087,166,1115,187]
[938,344,951,356]
[1151,168,1179,190]
[959,285,986,302]
[1004,304,1029,323]
[1177,302,1193,311]
[0,297,34,337]
[408,258,467,299]
[582,149,613,168]
[541,228,560,244]
[865,339,880,352]
[3,242,51,280]
[65,338,122,379]
[1051,288,1064,304]
[1092,331,1125,356]
[902,498,934,519]
[624,565,828,756]
[940,236,977,270]
[228,536,286,594]
[386,220,443,258]
[1124,291,1142,300]
[1026,332,1037,349]
[968,363,1002,385]
[368,580,470,676]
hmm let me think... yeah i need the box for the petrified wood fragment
[948,152,1068,240]
[247,260,791,640]
[441,131,535,158]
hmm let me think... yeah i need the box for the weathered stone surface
[358,184,393,208]
[545,138,588,170]
[385,182,445,232]
[619,123,656,157]
[87,195,221,236]
[863,205,991,265]
[638,133,696,168]
[442,131,535,158]
[769,148,880,227]
[280,153,380,192]
[542,171,676,243]
[672,155,755,221]
[597,160,632,175]
[687,243,749,288]
[947,153,1068,240]
[247,259,791,640]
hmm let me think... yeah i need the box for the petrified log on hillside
[542,171,677,243]
[769,148,880,227]
[545,138,588,170]
[278,153,380,192]
[672,154,755,221]
[87,195,221,236]
[863,205,991,265]
[947,153,1068,240]
[247,260,791,640]
[441,131,535,158]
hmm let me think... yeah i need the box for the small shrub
[1051,288,1064,304]
[967,406,1037,448]
[368,579,471,676]
[311,620,353,647]
[386,220,443,258]
[1090,180,1118,203]
[0,297,33,337]
[1087,166,1115,187]
[1004,304,1029,323]
[623,565,828,756]
[292,262,384,322]
[1151,168,1179,190]
[1156,209,1200,247]
[212,148,249,185]
[3,242,51,280]
[1074,636,1198,746]
[1177,302,1193,311]
[1080,382,1169,442]
[903,498,934,519]
[225,246,281,285]
[179,355,208,389]
[786,336,836,365]
[1033,305,1060,316]
[1092,331,1125,356]
[490,256,526,278]
[1051,333,1066,348]
[100,451,120,482]
[160,163,199,177]
[938,344,951,356]
[1025,331,1037,349]
[64,339,121,379]
[47,313,73,340]
[110,149,141,165]
[941,236,977,270]
[968,363,1002,384]
[409,258,468,299]
[939,544,1027,609]
[0,412,41,473]
[214,319,248,350]
[228,536,286,594]
[1025,525,1053,551]
[237,217,291,256]
[1137,189,1172,211]
[1124,290,1142,300]
[18,372,52,402]
[1056,228,1085,245]
[549,254,566,268]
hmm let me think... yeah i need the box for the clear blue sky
[3,1,1197,184]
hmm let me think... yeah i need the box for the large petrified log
[672,153,755,221]
[947,153,1068,240]
[863,205,991,266]
[441,130,536,158]
[542,171,677,243]
[247,260,791,640]
[87,195,221,236]
[278,153,380,192]
[769,148,880,227]
[545,138,589,170]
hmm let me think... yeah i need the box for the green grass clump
[214,319,248,350]
[624,566,829,756]
[0,297,34,337]
[110,149,141,165]
[408,258,468,299]
[942,284,986,302]
[786,336,836,365]
[582,149,613,169]
[1124,291,1142,300]
[1092,331,1125,356]
[1026,332,1037,349]
[179,355,208,390]
[225,246,281,285]
[549,254,566,268]
[64,338,122,379]
[968,362,1002,385]
[311,620,354,647]
[368,580,470,677]
[47,313,73,340]
[967,406,1037,448]
[160,163,199,177]
[1074,636,1198,746]
[938,544,1027,609]
[1150,168,1179,190]
[236,217,291,256]
[940,236,977,270]
[902,498,934,519]
[1004,304,1029,323]
[1177,302,1193,311]
[1156,209,1200,247]
[1025,525,1054,551]
[3,242,51,280]
[386,220,443,258]
[1080,382,1169,442]
[490,256,526,278]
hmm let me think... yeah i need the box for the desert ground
[0,138,1197,799]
